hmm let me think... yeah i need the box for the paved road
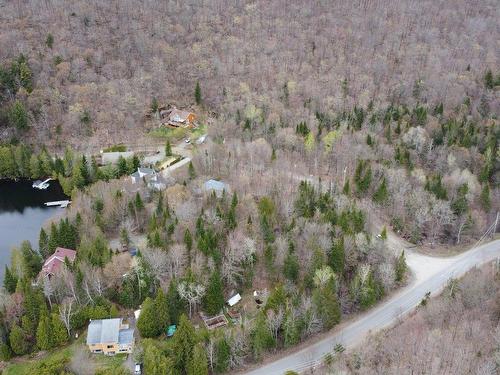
[244,239,500,375]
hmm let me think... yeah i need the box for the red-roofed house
[39,247,77,280]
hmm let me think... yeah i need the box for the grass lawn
[2,334,128,375]
[149,126,189,142]
[149,124,207,142]
[191,124,207,139]
[94,352,128,369]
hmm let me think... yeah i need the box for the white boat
[33,178,52,190]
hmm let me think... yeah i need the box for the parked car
[134,363,142,375]
[184,138,191,144]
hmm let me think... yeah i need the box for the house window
[107,345,114,349]
[94,349,102,353]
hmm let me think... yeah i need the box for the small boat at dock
[33,178,52,190]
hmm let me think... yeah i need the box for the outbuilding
[227,293,241,307]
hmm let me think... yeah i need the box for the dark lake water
[0,179,68,282]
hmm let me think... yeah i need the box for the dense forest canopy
[0,0,499,374]
[0,0,498,149]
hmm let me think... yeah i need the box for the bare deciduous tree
[59,298,75,337]
[177,281,205,318]
[222,230,256,287]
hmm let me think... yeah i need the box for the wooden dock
[45,200,71,208]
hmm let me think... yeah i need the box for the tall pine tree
[38,228,49,258]
[137,297,159,338]
[36,306,52,350]
[203,270,225,315]
[188,343,209,375]
[155,289,170,335]
[372,177,388,203]
[4,266,18,293]
[167,280,184,324]
[395,250,408,283]
[51,313,68,346]
[194,81,202,105]
[172,315,196,372]
[9,325,30,355]
[165,140,172,157]
[328,237,345,275]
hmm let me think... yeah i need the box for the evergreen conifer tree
[312,268,341,329]
[188,343,209,375]
[395,250,407,283]
[48,222,59,253]
[195,81,202,105]
[38,228,49,258]
[9,325,30,355]
[144,344,175,375]
[251,312,274,359]
[188,161,196,179]
[117,156,128,176]
[51,313,69,346]
[137,297,158,338]
[20,241,42,279]
[380,226,388,240]
[480,184,491,211]
[165,140,172,157]
[36,306,52,350]
[484,69,494,89]
[328,237,345,275]
[80,155,89,185]
[283,251,299,283]
[155,289,170,335]
[135,192,144,210]
[373,177,388,203]
[172,315,196,371]
[215,339,230,373]
[166,280,184,326]
[4,266,18,293]
[184,229,193,253]
[203,270,224,315]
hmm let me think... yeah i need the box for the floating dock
[45,200,71,208]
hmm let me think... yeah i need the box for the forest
[317,263,500,374]
[0,0,499,374]
[0,0,498,150]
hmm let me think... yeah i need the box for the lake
[0,179,68,282]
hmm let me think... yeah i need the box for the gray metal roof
[118,328,135,345]
[203,179,227,192]
[86,318,121,344]
[138,167,154,175]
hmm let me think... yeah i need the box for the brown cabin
[160,108,197,128]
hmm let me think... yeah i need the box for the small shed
[227,293,241,307]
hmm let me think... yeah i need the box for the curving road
[244,239,500,375]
